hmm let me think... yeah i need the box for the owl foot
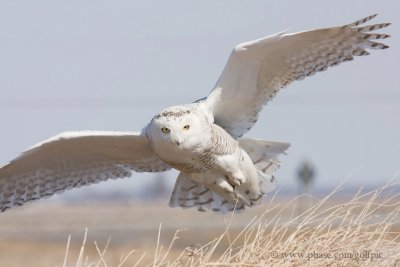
[216,177,234,193]
[227,172,246,187]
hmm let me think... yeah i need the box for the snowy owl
[0,15,390,213]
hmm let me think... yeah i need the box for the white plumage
[0,15,390,213]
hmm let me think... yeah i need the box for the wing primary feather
[366,41,390,50]
[342,14,378,28]
[356,23,391,32]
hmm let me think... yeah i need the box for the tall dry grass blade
[95,237,111,267]
[94,241,107,267]
[132,252,146,267]
[76,228,88,267]
[62,234,71,267]
[153,223,162,267]
[117,249,136,267]
[159,229,183,265]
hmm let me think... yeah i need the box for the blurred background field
[1,184,400,267]
[0,198,282,266]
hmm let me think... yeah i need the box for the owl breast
[150,135,211,174]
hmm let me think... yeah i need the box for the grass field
[0,184,400,266]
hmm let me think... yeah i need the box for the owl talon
[224,174,244,188]
[231,173,246,186]
[233,179,242,186]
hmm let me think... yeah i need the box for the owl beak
[176,138,183,146]
[172,135,183,146]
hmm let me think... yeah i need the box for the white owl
[0,15,390,213]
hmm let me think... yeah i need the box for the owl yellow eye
[183,125,190,131]
[161,127,170,133]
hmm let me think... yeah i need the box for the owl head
[147,105,209,150]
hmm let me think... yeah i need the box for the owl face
[148,106,207,151]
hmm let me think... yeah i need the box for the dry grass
[61,182,400,267]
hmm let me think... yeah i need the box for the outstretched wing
[0,131,170,212]
[202,14,390,138]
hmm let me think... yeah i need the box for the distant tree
[297,160,316,212]
[297,160,315,195]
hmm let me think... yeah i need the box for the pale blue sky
[0,0,399,199]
